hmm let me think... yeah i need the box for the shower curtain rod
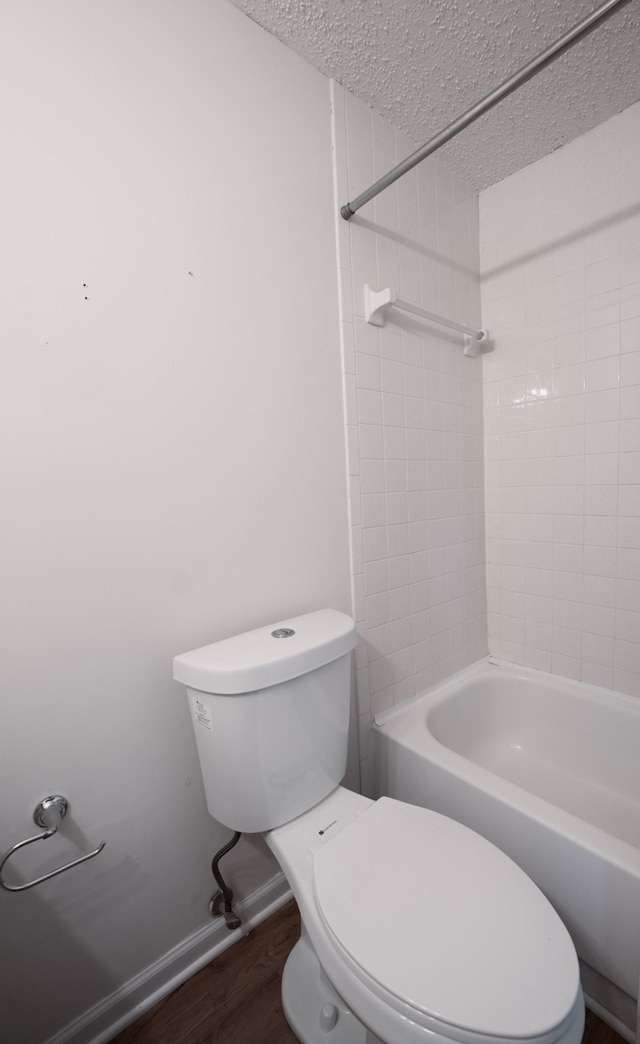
[340,0,633,221]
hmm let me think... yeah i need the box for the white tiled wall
[480,100,640,697]
[331,82,488,792]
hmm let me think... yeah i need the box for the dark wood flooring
[112,900,627,1044]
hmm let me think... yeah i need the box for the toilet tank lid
[173,609,356,694]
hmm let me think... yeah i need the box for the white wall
[331,84,488,794]
[0,2,351,1041]
[481,101,640,695]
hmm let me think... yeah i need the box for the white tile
[585,389,619,424]
[551,653,581,680]
[585,324,619,361]
[377,235,400,290]
[581,662,613,688]
[615,640,640,675]
[584,515,617,546]
[553,544,583,574]
[583,545,617,577]
[528,339,554,371]
[554,486,585,516]
[356,351,381,391]
[389,586,412,621]
[385,460,407,494]
[367,623,391,660]
[361,493,386,528]
[382,392,406,427]
[618,517,640,548]
[583,574,616,608]
[584,486,617,517]
[369,659,393,698]
[381,358,404,396]
[586,357,620,393]
[553,598,582,631]
[357,387,383,425]
[621,318,640,354]
[553,333,584,368]
[380,324,404,362]
[582,602,615,637]
[621,281,640,320]
[613,669,640,697]
[354,316,380,356]
[525,646,552,671]
[554,363,585,398]
[553,571,583,602]
[554,425,585,456]
[553,626,582,659]
[615,609,640,643]
[616,578,640,613]
[620,352,640,387]
[554,455,584,486]
[618,547,640,581]
[620,453,640,485]
[363,526,388,562]
[619,485,640,516]
[621,386,640,419]
[585,421,619,455]
[383,426,407,460]
[586,289,619,330]
[359,424,384,459]
[366,592,390,629]
[585,454,618,485]
[407,491,428,522]
[360,459,385,493]
[585,257,620,296]
[554,395,585,428]
[555,305,584,345]
[620,418,640,452]
[554,515,584,544]
[526,568,552,596]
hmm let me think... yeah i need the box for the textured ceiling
[231,0,640,190]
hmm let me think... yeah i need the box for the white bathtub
[372,658,640,1042]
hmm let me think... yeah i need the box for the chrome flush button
[271,628,295,639]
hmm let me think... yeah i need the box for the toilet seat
[313,797,580,1043]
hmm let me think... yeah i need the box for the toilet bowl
[267,786,584,1044]
[173,609,585,1044]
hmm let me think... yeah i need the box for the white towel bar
[364,285,489,357]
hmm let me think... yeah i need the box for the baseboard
[584,993,636,1044]
[580,959,637,1044]
[45,873,293,1044]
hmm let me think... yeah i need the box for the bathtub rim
[374,655,640,729]
[373,656,640,877]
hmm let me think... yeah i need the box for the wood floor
[112,900,627,1044]
[113,901,300,1044]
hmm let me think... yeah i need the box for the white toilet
[174,609,584,1044]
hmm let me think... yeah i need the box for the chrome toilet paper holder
[0,795,105,892]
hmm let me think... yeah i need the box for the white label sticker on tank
[191,696,212,730]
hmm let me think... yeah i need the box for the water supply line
[210,831,242,930]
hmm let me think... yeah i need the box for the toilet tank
[173,609,357,832]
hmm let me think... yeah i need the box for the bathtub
[372,658,640,1042]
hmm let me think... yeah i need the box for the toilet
[173,609,584,1044]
